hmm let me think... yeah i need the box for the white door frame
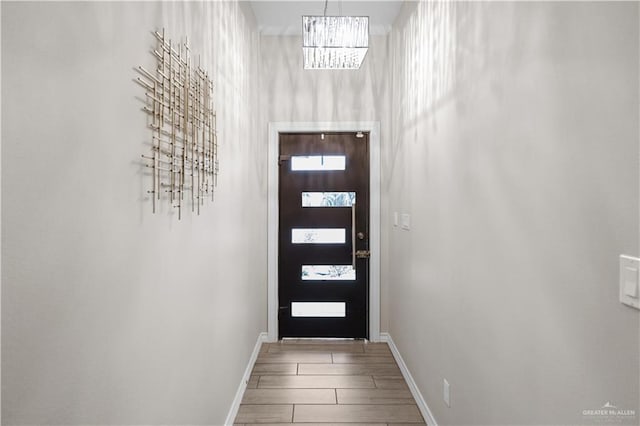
[267,121,381,342]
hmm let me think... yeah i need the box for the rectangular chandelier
[302,16,369,70]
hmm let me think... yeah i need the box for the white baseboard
[224,332,268,426]
[380,332,438,426]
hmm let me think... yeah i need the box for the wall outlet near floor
[443,378,451,407]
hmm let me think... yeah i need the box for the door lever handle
[352,202,369,264]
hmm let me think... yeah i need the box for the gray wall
[2,1,266,424]
[386,1,639,425]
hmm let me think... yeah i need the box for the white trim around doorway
[267,121,381,343]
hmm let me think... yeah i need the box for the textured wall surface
[386,1,639,424]
[2,1,265,424]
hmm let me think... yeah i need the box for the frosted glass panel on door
[291,155,346,171]
[291,228,346,244]
[291,302,346,317]
[302,265,356,281]
[302,192,356,207]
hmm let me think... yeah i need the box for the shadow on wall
[387,1,541,185]
[387,0,459,189]
[397,0,457,124]
[207,1,267,197]
[260,34,389,124]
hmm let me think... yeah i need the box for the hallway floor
[234,340,426,425]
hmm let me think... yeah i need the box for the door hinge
[279,155,291,165]
[355,250,371,259]
[278,305,289,319]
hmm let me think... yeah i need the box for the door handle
[352,201,370,265]
[352,201,356,268]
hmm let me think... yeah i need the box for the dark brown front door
[278,132,370,338]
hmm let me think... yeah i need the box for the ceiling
[248,1,405,35]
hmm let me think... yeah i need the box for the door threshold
[279,337,367,342]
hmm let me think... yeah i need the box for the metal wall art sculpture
[136,29,218,220]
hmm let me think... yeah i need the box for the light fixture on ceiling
[302,1,369,70]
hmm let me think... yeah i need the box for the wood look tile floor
[234,340,426,425]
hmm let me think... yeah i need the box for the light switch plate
[393,212,398,227]
[620,255,640,309]
[401,213,410,230]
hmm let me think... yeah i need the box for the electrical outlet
[443,379,450,407]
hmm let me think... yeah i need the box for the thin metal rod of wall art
[135,28,219,220]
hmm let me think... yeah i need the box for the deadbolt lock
[355,250,371,259]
